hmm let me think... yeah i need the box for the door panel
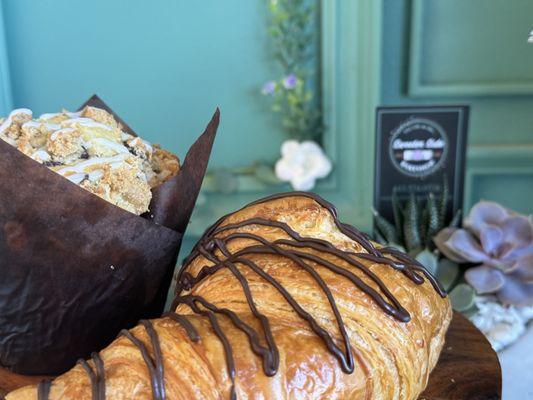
[382,0,533,213]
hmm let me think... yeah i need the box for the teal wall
[382,0,533,215]
[1,0,284,168]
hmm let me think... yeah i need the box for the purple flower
[261,81,276,95]
[282,74,297,89]
[434,201,533,306]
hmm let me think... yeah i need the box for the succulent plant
[434,201,533,306]
[373,177,461,255]
[372,178,465,302]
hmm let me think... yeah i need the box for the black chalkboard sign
[374,105,469,225]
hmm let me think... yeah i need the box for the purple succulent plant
[434,201,533,306]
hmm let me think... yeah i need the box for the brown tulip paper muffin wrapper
[0,95,220,375]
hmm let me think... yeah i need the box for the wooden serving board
[0,312,501,399]
[420,312,502,400]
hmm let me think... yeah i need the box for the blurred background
[1,0,532,235]
[2,0,533,238]
[0,1,532,396]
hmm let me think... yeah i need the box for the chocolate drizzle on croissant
[119,320,165,399]
[76,353,105,400]
[36,380,51,400]
[38,192,446,400]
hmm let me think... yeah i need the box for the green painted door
[382,0,533,215]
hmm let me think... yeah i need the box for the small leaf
[372,208,398,244]
[436,258,460,290]
[404,192,422,251]
[426,192,440,248]
[387,242,406,253]
[449,209,462,228]
[374,230,387,245]
[449,283,476,312]
[391,190,404,244]
[438,175,449,230]
[415,249,438,275]
[420,206,428,248]
[461,304,479,318]
[201,173,216,192]
[212,170,238,194]
[254,163,281,185]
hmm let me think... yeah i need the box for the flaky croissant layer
[8,192,452,400]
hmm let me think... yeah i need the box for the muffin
[0,106,180,214]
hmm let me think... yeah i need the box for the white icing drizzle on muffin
[0,106,180,215]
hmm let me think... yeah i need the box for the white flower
[275,140,332,191]
[470,295,533,351]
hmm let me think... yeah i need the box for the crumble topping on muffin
[0,107,180,215]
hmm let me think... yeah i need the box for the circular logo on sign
[388,118,448,177]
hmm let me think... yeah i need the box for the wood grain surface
[420,312,502,400]
[0,312,501,399]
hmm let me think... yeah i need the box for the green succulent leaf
[449,283,476,312]
[438,175,449,230]
[461,304,479,318]
[387,242,406,253]
[391,190,404,244]
[212,169,239,194]
[374,230,387,245]
[426,192,440,248]
[449,209,463,228]
[372,209,398,244]
[253,163,281,185]
[419,207,428,249]
[436,258,460,291]
[415,249,438,275]
[404,192,422,252]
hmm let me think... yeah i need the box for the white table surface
[499,325,533,399]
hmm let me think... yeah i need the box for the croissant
[8,192,452,400]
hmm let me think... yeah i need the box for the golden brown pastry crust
[8,194,452,400]
[150,145,181,186]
